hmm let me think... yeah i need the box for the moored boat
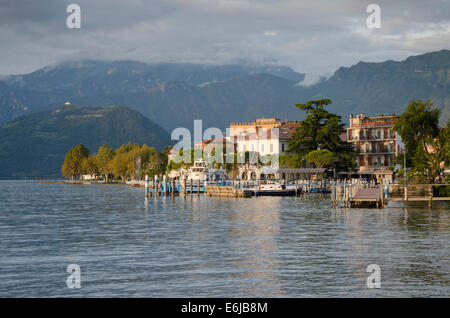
[187,159,209,181]
[254,183,298,196]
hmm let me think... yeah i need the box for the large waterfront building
[347,113,404,178]
[229,118,299,158]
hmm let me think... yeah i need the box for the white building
[230,119,299,162]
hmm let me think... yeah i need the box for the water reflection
[0,181,448,297]
[228,197,283,296]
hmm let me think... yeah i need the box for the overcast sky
[0,0,449,76]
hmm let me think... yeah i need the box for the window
[282,143,285,152]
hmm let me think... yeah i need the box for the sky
[0,0,449,77]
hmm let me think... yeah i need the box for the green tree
[61,144,90,179]
[162,145,173,159]
[110,152,129,181]
[96,144,115,182]
[305,149,337,168]
[288,99,356,171]
[279,154,304,168]
[441,120,450,167]
[394,99,442,182]
[81,155,98,175]
[140,144,166,177]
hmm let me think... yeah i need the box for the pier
[137,175,335,198]
[141,176,208,197]
[331,181,450,208]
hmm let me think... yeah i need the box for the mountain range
[1,49,448,133]
[0,50,449,178]
[0,105,170,178]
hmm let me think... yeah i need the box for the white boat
[188,159,209,181]
[168,167,188,179]
[255,182,298,196]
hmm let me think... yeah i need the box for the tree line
[62,143,171,181]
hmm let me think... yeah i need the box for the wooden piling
[145,175,152,197]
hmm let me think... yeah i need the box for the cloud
[295,73,328,87]
[0,0,449,75]
[264,31,277,36]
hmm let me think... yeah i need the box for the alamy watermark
[366,264,381,288]
[66,264,81,288]
[66,4,81,29]
[366,4,381,29]
[65,4,379,30]
[170,120,279,167]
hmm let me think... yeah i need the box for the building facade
[230,119,299,162]
[347,113,404,176]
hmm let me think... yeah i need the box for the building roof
[278,121,299,140]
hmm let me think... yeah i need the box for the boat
[168,167,188,179]
[254,183,298,196]
[187,159,209,181]
[208,169,229,182]
[305,187,331,194]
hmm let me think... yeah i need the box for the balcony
[358,148,394,154]
[349,132,395,141]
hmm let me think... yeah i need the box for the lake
[0,181,448,297]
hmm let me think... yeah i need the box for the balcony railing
[350,134,395,141]
[358,148,394,154]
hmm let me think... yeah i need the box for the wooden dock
[350,188,384,208]
[206,185,252,198]
[387,196,450,208]
[331,182,450,208]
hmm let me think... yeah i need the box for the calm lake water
[0,181,448,297]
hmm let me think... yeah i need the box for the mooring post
[197,179,200,196]
[162,175,166,195]
[183,177,186,197]
[343,183,346,208]
[145,175,149,197]
[331,183,335,208]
